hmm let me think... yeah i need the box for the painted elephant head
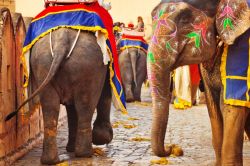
[149,2,217,69]
[148,0,250,157]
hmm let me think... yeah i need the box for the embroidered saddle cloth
[119,34,148,53]
[221,28,250,108]
[22,2,127,113]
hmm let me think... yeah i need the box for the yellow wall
[109,0,160,39]
[15,0,160,38]
[16,0,160,18]
[109,0,159,25]
[16,0,44,17]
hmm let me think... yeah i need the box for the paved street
[13,86,250,166]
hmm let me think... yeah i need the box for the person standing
[134,16,144,32]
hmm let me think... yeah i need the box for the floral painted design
[151,4,178,52]
[218,0,235,30]
[216,0,249,44]
[186,21,209,48]
[148,4,178,65]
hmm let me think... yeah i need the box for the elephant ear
[216,0,250,45]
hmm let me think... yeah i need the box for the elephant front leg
[200,65,223,166]
[244,111,250,140]
[205,88,223,166]
[93,75,113,145]
[40,88,60,165]
[66,105,78,152]
[222,104,249,166]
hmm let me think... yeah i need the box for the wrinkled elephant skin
[29,28,113,164]
[119,48,147,102]
[149,0,250,165]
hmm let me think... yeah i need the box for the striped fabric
[22,2,127,113]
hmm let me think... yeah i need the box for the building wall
[0,0,15,12]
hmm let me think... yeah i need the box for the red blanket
[34,2,121,80]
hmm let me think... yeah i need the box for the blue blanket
[221,28,250,108]
[22,3,127,113]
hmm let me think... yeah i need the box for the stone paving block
[13,86,250,166]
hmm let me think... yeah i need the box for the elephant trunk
[148,54,172,156]
[130,49,138,87]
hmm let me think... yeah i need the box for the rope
[49,29,81,59]
[66,29,81,59]
[50,31,55,58]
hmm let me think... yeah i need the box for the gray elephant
[119,47,147,102]
[27,28,113,164]
[6,27,117,165]
[4,2,129,164]
[148,0,250,165]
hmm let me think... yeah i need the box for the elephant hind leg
[40,86,61,165]
[66,104,78,152]
[244,109,250,140]
[133,80,143,102]
[133,52,147,102]
[221,105,249,166]
[74,98,95,158]
[93,74,113,145]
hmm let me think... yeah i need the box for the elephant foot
[134,97,141,102]
[126,97,135,103]
[66,143,75,152]
[125,91,134,102]
[41,153,60,165]
[75,148,93,158]
[92,122,113,145]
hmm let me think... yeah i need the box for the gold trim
[32,8,95,23]
[21,26,128,113]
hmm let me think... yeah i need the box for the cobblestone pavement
[14,87,250,166]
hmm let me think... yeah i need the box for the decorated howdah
[221,29,250,108]
[119,34,148,53]
[23,2,127,113]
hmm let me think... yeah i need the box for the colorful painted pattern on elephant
[148,3,177,67]
[216,0,250,44]
[148,2,211,66]
[186,21,209,49]
[151,4,178,54]
[221,29,250,108]
[147,2,212,101]
[119,35,148,53]
[22,2,127,113]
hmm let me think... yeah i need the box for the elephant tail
[130,49,138,87]
[5,52,66,121]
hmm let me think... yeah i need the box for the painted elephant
[119,47,147,102]
[18,28,113,164]
[148,0,250,165]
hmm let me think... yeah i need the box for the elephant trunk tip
[152,144,172,157]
